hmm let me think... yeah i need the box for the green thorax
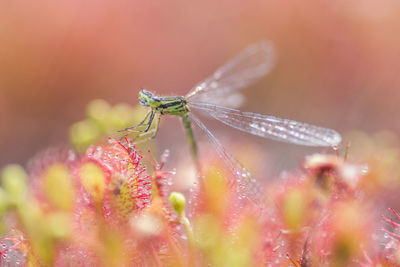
[138,89,188,116]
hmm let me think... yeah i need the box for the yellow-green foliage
[79,161,106,204]
[1,164,28,206]
[0,164,73,265]
[43,163,75,211]
[2,99,400,266]
[69,99,151,151]
[282,188,307,231]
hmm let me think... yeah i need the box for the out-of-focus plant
[1,101,400,266]
[69,99,153,151]
[345,130,400,193]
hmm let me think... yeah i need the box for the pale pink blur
[1,0,400,167]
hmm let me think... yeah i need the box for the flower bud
[168,192,186,217]
[1,164,28,204]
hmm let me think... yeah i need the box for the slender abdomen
[181,113,198,159]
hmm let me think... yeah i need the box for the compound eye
[143,90,153,97]
[139,98,149,106]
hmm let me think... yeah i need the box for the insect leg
[118,109,153,133]
[131,114,161,144]
[143,110,155,132]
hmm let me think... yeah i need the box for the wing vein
[190,113,265,208]
[186,41,275,107]
[189,102,342,147]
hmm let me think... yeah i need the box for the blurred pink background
[1,0,400,171]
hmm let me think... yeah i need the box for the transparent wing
[190,113,265,209]
[185,41,275,106]
[189,102,342,147]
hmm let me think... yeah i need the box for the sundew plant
[0,97,400,266]
[3,0,400,265]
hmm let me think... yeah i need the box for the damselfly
[120,41,342,205]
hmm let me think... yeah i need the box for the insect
[119,41,342,205]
